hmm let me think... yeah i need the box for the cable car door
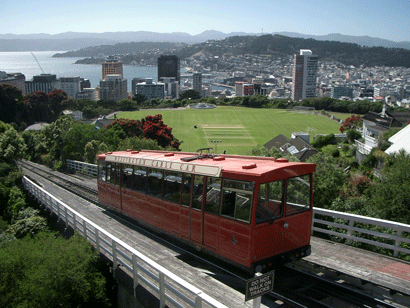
[180,174,203,243]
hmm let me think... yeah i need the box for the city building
[25,74,60,95]
[0,71,26,95]
[102,56,123,80]
[291,49,319,101]
[132,78,147,96]
[331,86,353,99]
[235,81,245,97]
[77,88,99,101]
[161,77,179,99]
[80,78,91,90]
[193,72,202,94]
[136,78,165,100]
[158,55,180,83]
[243,83,255,96]
[99,75,128,101]
[59,76,81,98]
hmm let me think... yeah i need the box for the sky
[2,0,410,42]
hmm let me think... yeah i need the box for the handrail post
[64,207,68,228]
[112,241,117,278]
[73,213,77,232]
[394,230,402,257]
[132,254,138,297]
[83,220,87,239]
[159,272,166,308]
[346,219,354,245]
[95,229,100,254]
[195,295,203,308]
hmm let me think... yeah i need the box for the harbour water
[0,51,232,92]
[0,51,158,90]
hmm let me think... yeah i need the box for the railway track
[18,159,99,204]
[18,159,406,308]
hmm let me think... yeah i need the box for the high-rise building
[59,76,81,98]
[158,55,180,83]
[193,72,202,94]
[102,56,123,80]
[99,75,128,101]
[291,50,318,101]
[25,74,60,95]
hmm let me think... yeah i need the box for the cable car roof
[97,150,316,179]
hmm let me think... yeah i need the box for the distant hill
[177,34,410,68]
[53,34,410,68]
[52,42,186,58]
[0,30,409,51]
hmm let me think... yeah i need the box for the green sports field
[118,107,341,155]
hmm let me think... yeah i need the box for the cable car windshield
[256,174,312,224]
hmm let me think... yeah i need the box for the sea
[0,51,232,93]
[0,51,159,90]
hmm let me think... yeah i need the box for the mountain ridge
[1,30,409,51]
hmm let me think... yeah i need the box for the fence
[23,176,227,308]
[66,159,98,176]
[312,207,410,258]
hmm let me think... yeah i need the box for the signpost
[245,271,275,306]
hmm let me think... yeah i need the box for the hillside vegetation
[55,34,410,68]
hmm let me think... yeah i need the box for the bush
[0,232,111,308]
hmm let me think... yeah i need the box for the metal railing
[23,176,227,308]
[312,207,410,258]
[66,160,410,259]
[66,159,98,176]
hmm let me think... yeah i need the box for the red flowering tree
[23,91,52,124]
[339,115,362,133]
[104,114,180,150]
[141,114,180,150]
[105,118,143,138]
[48,89,68,116]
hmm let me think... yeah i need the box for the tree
[0,126,27,163]
[0,232,111,308]
[47,89,68,118]
[132,93,147,105]
[311,134,337,149]
[367,151,410,223]
[116,99,138,111]
[140,114,180,150]
[0,84,23,123]
[23,91,53,124]
[179,89,201,100]
[307,154,348,208]
[346,129,362,142]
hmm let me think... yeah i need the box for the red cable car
[97,148,316,274]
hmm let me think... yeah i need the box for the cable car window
[106,163,111,183]
[256,180,284,224]
[221,179,253,223]
[163,171,182,203]
[133,166,147,193]
[181,174,192,207]
[192,175,204,210]
[110,164,119,185]
[147,168,163,197]
[98,161,106,181]
[285,174,311,216]
[204,177,221,214]
[122,164,133,189]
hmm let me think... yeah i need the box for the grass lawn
[118,107,341,155]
